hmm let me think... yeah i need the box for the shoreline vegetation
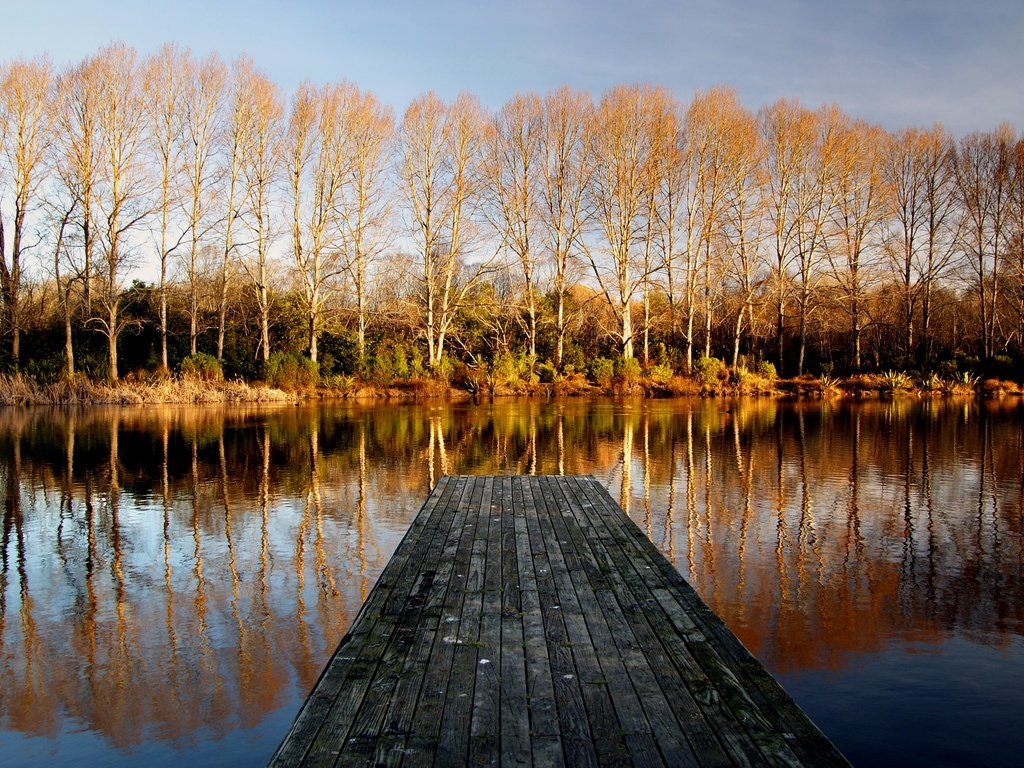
[2,46,1024,413]
[1,363,1018,406]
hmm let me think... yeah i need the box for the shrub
[645,362,673,385]
[756,360,777,381]
[589,357,614,387]
[693,356,726,388]
[265,352,319,391]
[180,353,223,382]
[537,360,558,384]
[614,356,642,385]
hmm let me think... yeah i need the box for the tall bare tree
[586,85,664,360]
[400,91,491,369]
[237,60,282,367]
[0,56,53,365]
[288,82,346,365]
[882,125,959,362]
[828,119,886,370]
[538,86,592,369]
[486,92,543,361]
[180,52,225,357]
[93,43,149,381]
[142,43,187,368]
[337,85,393,364]
[953,125,1015,358]
[55,53,101,319]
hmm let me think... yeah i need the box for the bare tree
[93,43,149,382]
[237,60,283,367]
[717,97,766,370]
[0,56,53,365]
[827,119,886,370]
[538,86,593,369]
[586,85,665,360]
[142,43,187,368]
[288,81,346,364]
[882,125,959,362]
[180,52,225,357]
[953,125,1015,358]
[400,91,492,369]
[216,57,253,361]
[486,92,543,361]
[337,85,394,364]
[55,53,101,318]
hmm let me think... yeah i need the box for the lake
[0,398,1021,766]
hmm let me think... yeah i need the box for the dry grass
[0,373,294,406]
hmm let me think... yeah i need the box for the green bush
[180,353,224,382]
[645,362,673,385]
[265,352,319,391]
[589,357,614,387]
[614,356,642,385]
[537,360,558,384]
[693,356,726,388]
[756,360,777,381]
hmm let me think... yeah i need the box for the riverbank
[1,369,1020,406]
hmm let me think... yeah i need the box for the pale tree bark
[882,125,958,363]
[238,60,283,367]
[337,85,393,364]
[180,52,225,357]
[0,56,53,367]
[56,57,102,320]
[217,57,252,361]
[791,105,845,375]
[686,88,747,361]
[142,43,187,369]
[759,99,811,375]
[717,98,765,370]
[487,92,543,362]
[827,119,885,371]
[586,85,665,360]
[538,86,592,369]
[93,43,149,382]
[400,91,492,370]
[288,81,348,365]
[953,125,1015,359]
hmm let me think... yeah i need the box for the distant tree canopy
[1,43,1023,383]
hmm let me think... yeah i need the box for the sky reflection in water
[0,398,1021,766]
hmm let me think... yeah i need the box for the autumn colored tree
[92,43,149,381]
[180,52,225,357]
[237,60,283,366]
[538,86,593,369]
[337,85,393,364]
[400,91,492,370]
[827,119,886,370]
[882,125,959,363]
[952,125,1016,358]
[0,56,53,366]
[142,43,187,368]
[586,85,665,360]
[486,92,543,361]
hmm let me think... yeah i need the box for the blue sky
[9,0,1024,134]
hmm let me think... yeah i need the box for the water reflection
[0,398,1021,766]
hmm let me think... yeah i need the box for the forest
[1,42,1023,392]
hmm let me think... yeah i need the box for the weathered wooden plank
[571,475,844,767]
[273,475,849,768]
[532,476,632,767]
[270,476,461,766]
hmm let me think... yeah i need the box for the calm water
[0,398,1022,766]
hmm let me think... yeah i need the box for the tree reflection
[0,398,1022,754]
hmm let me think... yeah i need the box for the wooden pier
[272,475,848,767]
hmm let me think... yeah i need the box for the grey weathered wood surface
[271,475,849,767]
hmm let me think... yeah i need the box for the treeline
[1,42,1023,385]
